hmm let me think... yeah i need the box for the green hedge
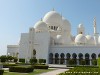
[80,59,86,65]
[29,59,37,64]
[19,59,25,63]
[0,69,4,75]
[9,66,34,73]
[67,59,77,65]
[39,59,46,64]
[33,65,48,69]
[92,59,97,65]
[67,65,98,68]
[3,64,18,68]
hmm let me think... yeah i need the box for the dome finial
[52,8,55,11]
[93,17,96,27]
[41,18,43,21]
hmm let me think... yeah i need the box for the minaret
[93,17,99,45]
[93,18,97,33]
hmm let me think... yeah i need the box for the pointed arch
[49,53,53,64]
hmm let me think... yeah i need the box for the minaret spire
[93,17,97,34]
[93,17,96,27]
[93,17,99,45]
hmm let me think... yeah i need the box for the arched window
[51,26,53,29]
[78,53,83,59]
[72,53,77,59]
[66,53,71,59]
[98,53,100,58]
[78,53,83,65]
[55,53,59,64]
[55,53,59,58]
[60,53,65,64]
[60,53,65,58]
[49,53,53,64]
[85,53,90,65]
[91,53,96,59]
[85,53,89,59]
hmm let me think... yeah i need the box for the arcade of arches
[49,53,100,65]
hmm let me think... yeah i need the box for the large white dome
[75,34,87,45]
[56,35,72,45]
[34,21,48,31]
[86,35,94,45]
[62,17,71,32]
[43,11,62,26]
[98,36,100,44]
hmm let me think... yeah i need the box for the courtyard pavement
[39,64,71,75]
[39,68,69,75]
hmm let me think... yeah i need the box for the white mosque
[7,10,100,65]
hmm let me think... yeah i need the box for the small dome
[56,35,62,44]
[43,11,62,26]
[98,36,100,44]
[86,35,94,45]
[62,17,71,32]
[34,21,48,31]
[75,34,87,45]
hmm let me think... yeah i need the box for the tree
[13,57,18,62]
[7,56,14,61]
[0,55,7,62]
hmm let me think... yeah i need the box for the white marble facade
[7,10,100,65]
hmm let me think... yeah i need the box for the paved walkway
[39,69,69,75]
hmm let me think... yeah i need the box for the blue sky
[0,0,100,55]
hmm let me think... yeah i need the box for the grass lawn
[3,69,55,75]
[59,67,100,75]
